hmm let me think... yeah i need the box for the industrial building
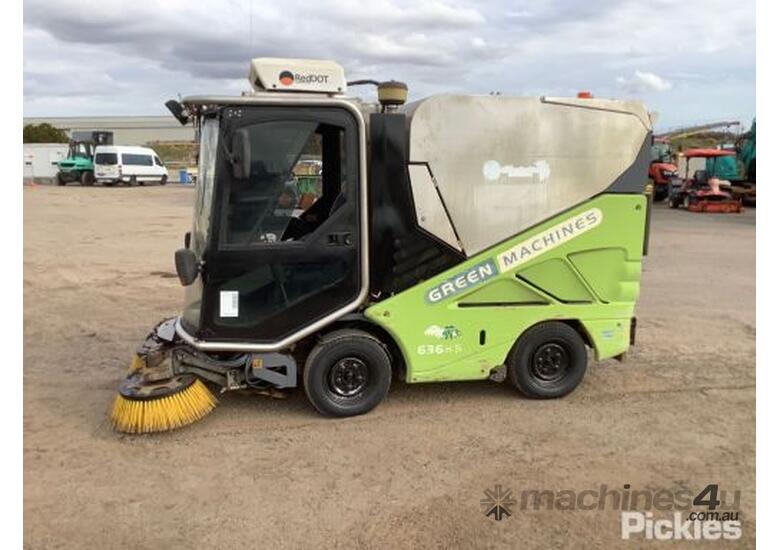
[23,115,195,145]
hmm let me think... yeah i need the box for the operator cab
[171,59,368,348]
[68,130,113,159]
[68,142,92,159]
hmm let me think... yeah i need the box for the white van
[94,146,168,186]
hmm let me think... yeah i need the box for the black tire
[748,159,755,183]
[507,322,588,399]
[653,185,669,202]
[129,176,137,186]
[56,173,66,186]
[80,171,94,186]
[160,174,168,186]
[103,180,116,187]
[303,329,392,417]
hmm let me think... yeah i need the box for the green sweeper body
[365,193,645,383]
[111,58,652,433]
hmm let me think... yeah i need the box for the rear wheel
[303,329,392,417]
[507,322,588,399]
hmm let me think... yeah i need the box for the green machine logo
[423,209,602,304]
[496,208,602,272]
[425,258,498,304]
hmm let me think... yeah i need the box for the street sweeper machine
[110,58,653,433]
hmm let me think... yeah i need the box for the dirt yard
[23,186,755,549]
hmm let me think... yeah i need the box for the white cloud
[320,0,485,29]
[22,0,755,127]
[617,70,673,93]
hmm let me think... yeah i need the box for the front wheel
[56,173,66,186]
[507,322,588,399]
[160,174,168,186]
[303,329,392,417]
[80,171,94,186]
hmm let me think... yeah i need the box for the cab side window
[220,120,346,247]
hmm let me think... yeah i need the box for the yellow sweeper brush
[110,354,218,434]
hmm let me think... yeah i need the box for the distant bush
[24,123,69,143]
[669,131,738,152]
[146,141,197,165]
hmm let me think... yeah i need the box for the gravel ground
[23,186,755,549]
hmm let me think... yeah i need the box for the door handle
[327,232,353,246]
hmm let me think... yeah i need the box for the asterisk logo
[481,484,516,521]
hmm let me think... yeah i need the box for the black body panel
[605,131,653,255]
[606,132,652,194]
[368,113,463,297]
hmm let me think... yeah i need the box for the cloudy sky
[23,0,755,130]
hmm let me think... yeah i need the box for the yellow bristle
[110,379,218,434]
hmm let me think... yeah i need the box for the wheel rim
[327,357,369,397]
[530,343,570,385]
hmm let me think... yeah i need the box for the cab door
[198,106,364,344]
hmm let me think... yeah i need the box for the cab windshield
[651,142,673,163]
[191,117,219,255]
[181,117,219,331]
[68,142,93,159]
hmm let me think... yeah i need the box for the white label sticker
[220,291,239,318]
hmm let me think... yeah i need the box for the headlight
[661,170,677,178]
